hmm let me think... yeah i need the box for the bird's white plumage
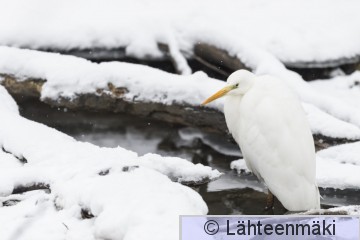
[223,70,320,211]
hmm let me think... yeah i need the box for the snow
[303,103,360,140]
[231,141,360,190]
[0,85,221,239]
[0,1,360,228]
[0,46,224,109]
[1,46,360,141]
[200,36,360,133]
[0,0,359,64]
[230,159,250,175]
[316,141,360,189]
[0,84,19,114]
[303,205,360,215]
[0,1,360,142]
[310,71,360,111]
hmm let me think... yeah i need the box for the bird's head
[201,69,255,105]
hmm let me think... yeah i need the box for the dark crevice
[287,62,360,81]
[81,208,95,219]
[122,166,139,172]
[2,146,28,164]
[2,199,21,207]
[313,134,358,151]
[12,183,51,194]
[98,169,110,176]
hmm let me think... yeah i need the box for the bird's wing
[237,77,319,210]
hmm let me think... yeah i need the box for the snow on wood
[0,84,221,239]
[301,205,360,215]
[0,0,360,66]
[1,47,360,149]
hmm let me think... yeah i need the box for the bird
[201,69,320,211]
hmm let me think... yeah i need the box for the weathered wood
[287,62,360,81]
[158,43,190,75]
[0,74,227,134]
[285,56,360,69]
[300,207,359,215]
[42,47,127,62]
[0,73,357,150]
[34,44,360,81]
[1,76,45,98]
[193,43,360,80]
[193,43,250,74]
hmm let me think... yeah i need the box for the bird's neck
[224,95,243,143]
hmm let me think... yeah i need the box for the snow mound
[317,142,360,189]
[310,71,360,111]
[231,141,360,190]
[0,0,359,63]
[0,85,220,239]
[303,103,360,140]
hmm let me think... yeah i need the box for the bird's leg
[264,190,274,210]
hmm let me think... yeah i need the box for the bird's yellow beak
[201,85,234,105]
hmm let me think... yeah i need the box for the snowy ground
[0,85,221,239]
[0,0,360,238]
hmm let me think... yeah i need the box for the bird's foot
[264,205,274,211]
[264,191,274,211]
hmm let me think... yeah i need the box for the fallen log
[300,205,360,215]
[0,73,356,150]
[0,73,226,134]
[193,42,250,76]
[34,43,360,81]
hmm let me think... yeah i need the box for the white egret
[202,70,320,211]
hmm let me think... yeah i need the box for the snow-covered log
[0,73,356,150]
[301,205,360,215]
[1,0,360,81]
[0,74,227,135]
[1,47,360,150]
[30,43,360,81]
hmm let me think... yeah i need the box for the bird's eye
[235,83,239,88]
